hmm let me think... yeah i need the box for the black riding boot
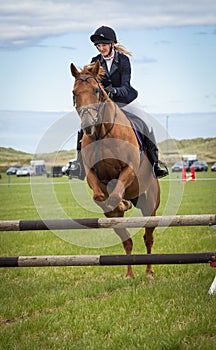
[67,130,86,180]
[123,111,169,179]
[145,137,169,179]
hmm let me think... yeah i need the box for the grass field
[0,171,216,350]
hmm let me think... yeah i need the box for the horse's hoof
[93,194,106,202]
[146,270,154,280]
[126,267,135,278]
[120,199,132,211]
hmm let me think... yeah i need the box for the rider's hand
[105,86,117,96]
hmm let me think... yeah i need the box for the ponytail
[114,43,132,57]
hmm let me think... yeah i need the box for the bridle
[73,74,117,140]
[73,75,106,134]
[73,75,104,110]
[73,74,118,181]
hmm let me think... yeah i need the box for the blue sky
[0,0,216,153]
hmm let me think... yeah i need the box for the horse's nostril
[84,126,94,135]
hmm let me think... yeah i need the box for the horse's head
[71,61,108,135]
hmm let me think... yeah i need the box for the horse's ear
[91,60,101,77]
[70,63,80,78]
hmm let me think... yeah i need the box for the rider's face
[96,43,113,57]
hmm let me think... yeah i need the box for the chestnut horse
[71,60,160,278]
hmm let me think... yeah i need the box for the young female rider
[69,26,168,179]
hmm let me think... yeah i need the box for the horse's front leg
[106,165,136,210]
[86,168,107,202]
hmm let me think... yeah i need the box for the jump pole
[0,214,215,231]
[0,252,215,268]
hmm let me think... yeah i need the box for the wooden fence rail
[0,252,215,268]
[0,214,215,231]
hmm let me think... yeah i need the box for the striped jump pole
[0,214,215,231]
[0,252,215,268]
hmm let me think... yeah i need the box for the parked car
[190,161,208,172]
[171,162,188,172]
[6,166,20,175]
[62,162,70,175]
[16,166,34,177]
[211,162,216,172]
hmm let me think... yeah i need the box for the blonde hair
[114,43,132,57]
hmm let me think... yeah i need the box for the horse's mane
[81,62,105,82]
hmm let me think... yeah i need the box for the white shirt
[103,52,115,72]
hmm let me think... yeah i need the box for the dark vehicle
[6,166,19,175]
[191,161,208,172]
[171,162,188,172]
[51,166,63,177]
[211,162,216,172]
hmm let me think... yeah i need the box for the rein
[94,101,118,182]
[95,101,117,140]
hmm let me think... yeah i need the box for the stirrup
[153,161,169,179]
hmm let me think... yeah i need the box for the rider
[68,26,169,180]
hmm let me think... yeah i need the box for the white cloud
[0,0,216,49]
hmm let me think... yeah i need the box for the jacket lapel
[109,50,119,75]
[109,60,118,75]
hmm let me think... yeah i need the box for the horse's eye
[95,88,99,94]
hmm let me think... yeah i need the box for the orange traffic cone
[190,167,196,181]
[181,167,187,182]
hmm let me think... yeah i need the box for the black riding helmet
[90,26,117,45]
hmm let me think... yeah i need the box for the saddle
[122,110,145,163]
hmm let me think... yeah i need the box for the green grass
[0,171,216,349]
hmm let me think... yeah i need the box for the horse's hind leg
[142,187,159,279]
[144,227,154,278]
[135,191,159,279]
[114,228,134,278]
[105,209,134,278]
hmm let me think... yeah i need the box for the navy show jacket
[91,50,138,105]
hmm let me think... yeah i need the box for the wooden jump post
[0,214,215,231]
[0,252,215,268]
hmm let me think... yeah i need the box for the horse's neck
[98,101,128,129]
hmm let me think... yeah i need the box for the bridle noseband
[73,74,108,136]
